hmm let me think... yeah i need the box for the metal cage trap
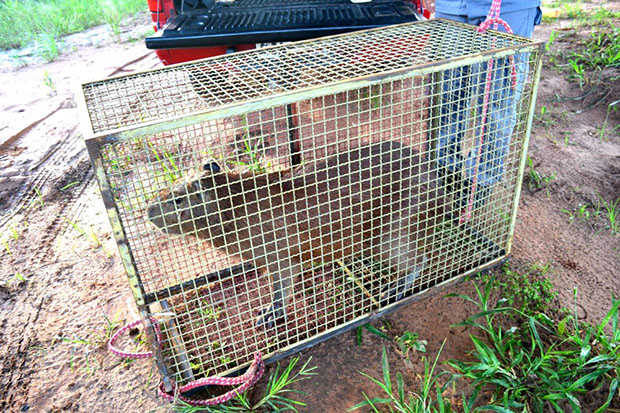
[79,19,543,392]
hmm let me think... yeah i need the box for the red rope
[158,352,265,406]
[108,318,264,407]
[108,316,162,359]
[460,0,515,224]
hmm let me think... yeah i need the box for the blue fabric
[436,0,541,19]
[434,7,541,189]
[435,8,542,37]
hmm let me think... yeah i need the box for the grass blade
[594,378,618,413]
[364,324,393,342]
[381,347,392,394]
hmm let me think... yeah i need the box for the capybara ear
[203,162,221,173]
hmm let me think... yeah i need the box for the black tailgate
[146,0,422,49]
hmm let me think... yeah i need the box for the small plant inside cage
[81,19,543,389]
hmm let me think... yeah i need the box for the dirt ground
[1,8,619,413]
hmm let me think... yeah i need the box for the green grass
[561,196,620,235]
[599,196,620,235]
[598,99,620,141]
[349,343,459,413]
[356,321,393,346]
[565,22,620,88]
[0,0,148,51]
[545,30,559,53]
[561,203,592,225]
[352,266,620,412]
[57,311,125,377]
[227,134,271,174]
[446,281,619,412]
[526,156,556,195]
[0,272,27,289]
[570,23,620,70]
[174,356,316,413]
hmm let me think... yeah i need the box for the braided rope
[460,0,515,223]
[109,317,264,407]
[158,352,265,406]
[108,316,163,359]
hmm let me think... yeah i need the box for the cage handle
[461,0,516,224]
[109,317,264,406]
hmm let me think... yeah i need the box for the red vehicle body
[145,0,429,65]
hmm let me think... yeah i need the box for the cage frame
[78,19,544,392]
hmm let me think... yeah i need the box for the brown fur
[147,140,445,325]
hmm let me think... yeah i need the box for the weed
[0,221,30,256]
[43,69,56,94]
[561,202,595,224]
[1,239,11,255]
[60,181,81,191]
[567,23,620,87]
[350,343,458,412]
[599,196,620,234]
[144,364,155,390]
[479,263,557,318]
[356,321,393,346]
[199,301,222,321]
[562,0,585,19]
[35,33,60,62]
[9,225,19,240]
[581,24,620,69]
[563,131,572,146]
[445,275,620,412]
[590,7,620,22]
[395,331,427,359]
[60,333,101,377]
[567,58,587,87]
[359,85,382,110]
[59,311,139,376]
[545,30,558,53]
[598,99,620,142]
[101,309,123,344]
[64,217,101,248]
[370,85,382,110]
[0,0,147,51]
[526,156,556,194]
[535,105,552,128]
[1,272,28,289]
[227,135,271,173]
[174,356,316,412]
[34,185,44,208]
[148,142,181,184]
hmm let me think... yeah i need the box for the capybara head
[146,162,223,237]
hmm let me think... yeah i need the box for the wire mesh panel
[80,19,543,389]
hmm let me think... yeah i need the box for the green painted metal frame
[85,45,542,145]
[77,79,174,391]
[83,138,174,391]
[506,46,545,252]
